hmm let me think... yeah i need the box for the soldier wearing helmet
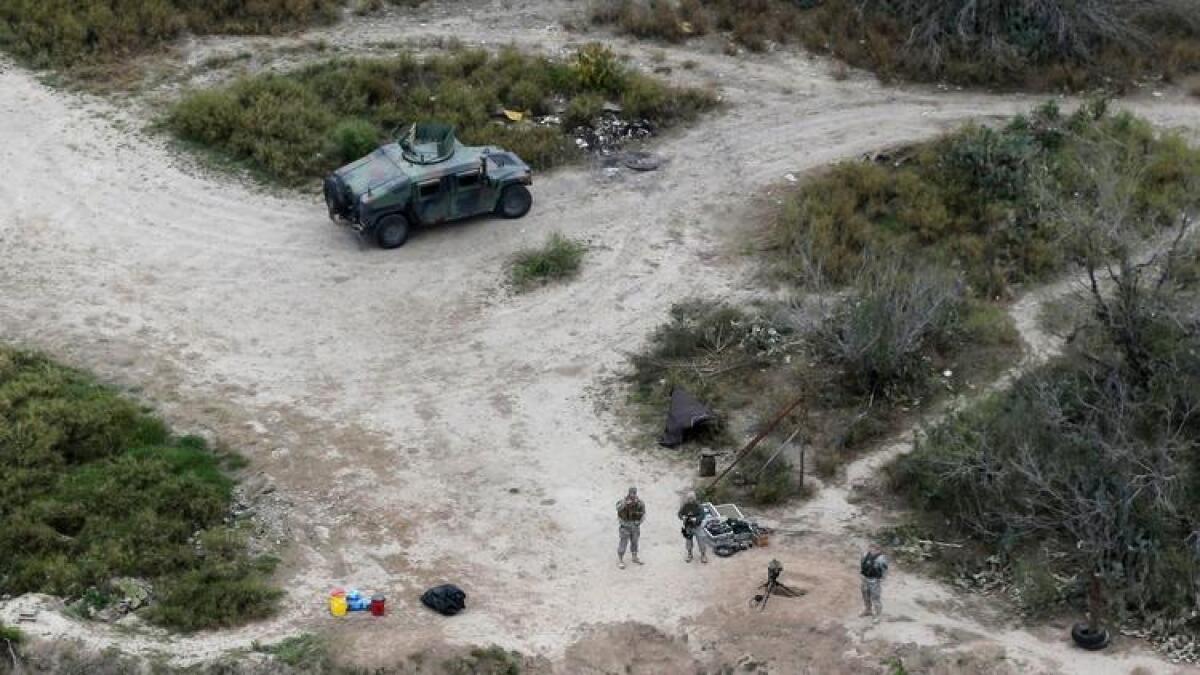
[616,487,646,569]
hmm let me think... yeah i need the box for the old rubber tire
[1071,622,1110,650]
[375,215,410,249]
[497,184,532,218]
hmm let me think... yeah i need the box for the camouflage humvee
[323,123,533,248]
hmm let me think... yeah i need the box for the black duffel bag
[421,584,467,616]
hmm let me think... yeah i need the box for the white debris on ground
[1122,623,1200,665]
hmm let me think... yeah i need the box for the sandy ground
[2,1,1200,672]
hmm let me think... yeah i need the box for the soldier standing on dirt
[860,546,889,618]
[677,491,708,564]
[616,487,645,569]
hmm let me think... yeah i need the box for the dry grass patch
[0,0,341,70]
[589,0,1200,90]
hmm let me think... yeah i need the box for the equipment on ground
[323,123,533,249]
[700,502,768,557]
[329,588,385,617]
[749,559,805,611]
[421,583,467,616]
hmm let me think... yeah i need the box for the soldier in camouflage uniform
[860,546,889,618]
[616,487,645,569]
[677,491,708,563]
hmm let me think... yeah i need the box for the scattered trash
[17,610,37,623]
[942,369,953,378]
[495,97,657,159]
[329,588,347,616]
[571,115,654,156]
[329,587,385,617]
[110,577,152,613]
[1122,624,1200,664]
[784,173,798,183]
[622,151,661,172]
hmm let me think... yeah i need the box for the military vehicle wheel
[498,185,532,218]
[375,215,410,249]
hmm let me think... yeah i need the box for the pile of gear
[700,502,767,558]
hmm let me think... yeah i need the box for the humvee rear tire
[498,185,532,218]
[375,215,410,249]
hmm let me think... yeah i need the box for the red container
[370,594,386,616]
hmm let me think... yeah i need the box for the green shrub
[1011,553,1064,617]
[509,233,586,291]
[257,633,332,668]
[143,528,280,632]
[572,42,627,94]
[443,646,523,675]
[0,622,22,645]
[329,118,380,165]
[562,93,605,129]
[0,347,278,632]
[766,104,1200,298]
[168,46,715,184]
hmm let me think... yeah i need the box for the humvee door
[451,168,494,219]
[415,176,451,224]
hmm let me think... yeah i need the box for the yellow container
[330,593,348,617]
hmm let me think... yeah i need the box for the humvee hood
[337,146,407,196]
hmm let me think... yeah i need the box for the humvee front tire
[375,215,410,249]
[497,185,532,219]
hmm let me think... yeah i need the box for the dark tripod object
[750,559,805,610]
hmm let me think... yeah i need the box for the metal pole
[707,393,807,491]
[751,428,802,482]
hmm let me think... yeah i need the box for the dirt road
[1,2,1199,672]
